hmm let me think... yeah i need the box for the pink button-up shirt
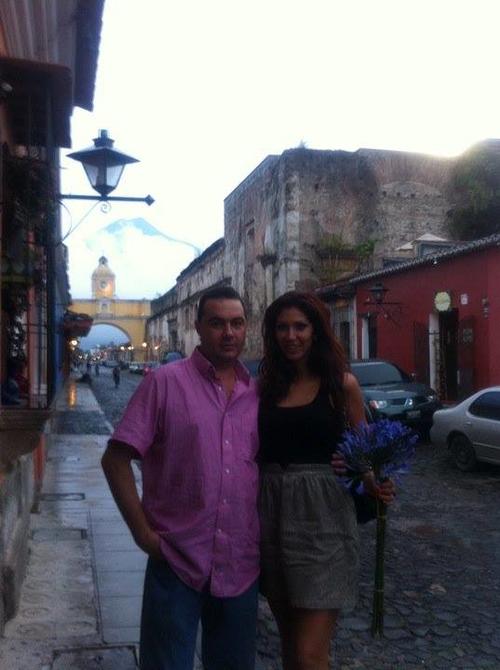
[111,348,260,597]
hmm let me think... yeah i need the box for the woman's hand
[362,471,396,504]
[331,452,348,476]
[377,478,396,505]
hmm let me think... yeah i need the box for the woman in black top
[258,291,394,670]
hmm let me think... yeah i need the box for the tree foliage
[448,142,500,240]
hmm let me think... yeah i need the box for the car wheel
[450,434,477,472]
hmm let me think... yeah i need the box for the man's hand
[135,526,163,561]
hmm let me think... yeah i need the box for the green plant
[316,234,376,284]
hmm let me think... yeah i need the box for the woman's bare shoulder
[343,371,360,392]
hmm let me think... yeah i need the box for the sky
[61,0,500,304]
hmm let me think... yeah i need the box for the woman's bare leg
[291,608,339,670]
[267,600,339,670]
[267,598,296,670]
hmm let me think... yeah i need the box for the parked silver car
[430,386,500,471]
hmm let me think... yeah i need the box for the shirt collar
[191,347,251,385]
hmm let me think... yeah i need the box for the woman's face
[274,307,315,365]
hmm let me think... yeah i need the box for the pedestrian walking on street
[101,286,259,670]
[112,365,120,388]
[258,291,395,670]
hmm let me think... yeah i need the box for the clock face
[434,291,451,312]
[100,280,108,289]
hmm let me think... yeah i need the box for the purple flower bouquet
[338,419,418,637]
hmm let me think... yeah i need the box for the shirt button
[217,528,222,534]
[222,498,227,504]
[225,468,230,474]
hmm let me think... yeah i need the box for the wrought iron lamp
[59,130,154,206]
[369,282,389,305]
[364,281,402,323]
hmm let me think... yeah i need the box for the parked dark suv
[160,351,184,365]
[350,359,441,435]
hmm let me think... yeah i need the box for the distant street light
[59,130,154,206]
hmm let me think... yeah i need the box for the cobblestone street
[89,366,500,670]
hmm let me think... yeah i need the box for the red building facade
[321,235,500,402]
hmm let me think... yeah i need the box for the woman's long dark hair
[259,291,348,409]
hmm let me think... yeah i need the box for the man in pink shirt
[101,287,259,670]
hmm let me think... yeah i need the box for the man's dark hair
[196,286,246,321]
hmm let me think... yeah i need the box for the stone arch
[90,320,132,343]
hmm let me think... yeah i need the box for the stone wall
[147,288,178,356]
[224,156,283,356]
[222,147,455,357]
[0,452,34,633]
[175,239,226,355]
[150,145,461,359]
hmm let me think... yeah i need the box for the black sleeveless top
[258,388,346,466]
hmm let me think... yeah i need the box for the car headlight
[369,399,388,409]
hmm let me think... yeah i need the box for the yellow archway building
[71,257,150,361]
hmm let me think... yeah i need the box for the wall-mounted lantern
[364,281,402,323]
[368,282,389,305]
[59,130,154,206]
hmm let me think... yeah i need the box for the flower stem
[371,497,387,637]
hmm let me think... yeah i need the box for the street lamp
[369,282,388,305]
[59,130,154,206]
[363,281,402,324]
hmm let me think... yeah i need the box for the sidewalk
[0,379,266,669]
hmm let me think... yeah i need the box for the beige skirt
[258,463,359,610]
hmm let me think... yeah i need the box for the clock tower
[91,256,116,299]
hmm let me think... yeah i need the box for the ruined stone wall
[173,239,226,356]
[283,148,454,286]
[358,149,453,261]
[224,156,282,357]
[147,287,177,356]
[222,147,456,357]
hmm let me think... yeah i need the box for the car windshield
[351,362,406,386]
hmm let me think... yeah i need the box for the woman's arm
[344,371,366,428]
[331,372,366,476]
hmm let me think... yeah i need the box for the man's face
[196,299,247,367]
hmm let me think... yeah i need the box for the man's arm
[101,441,163,559]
